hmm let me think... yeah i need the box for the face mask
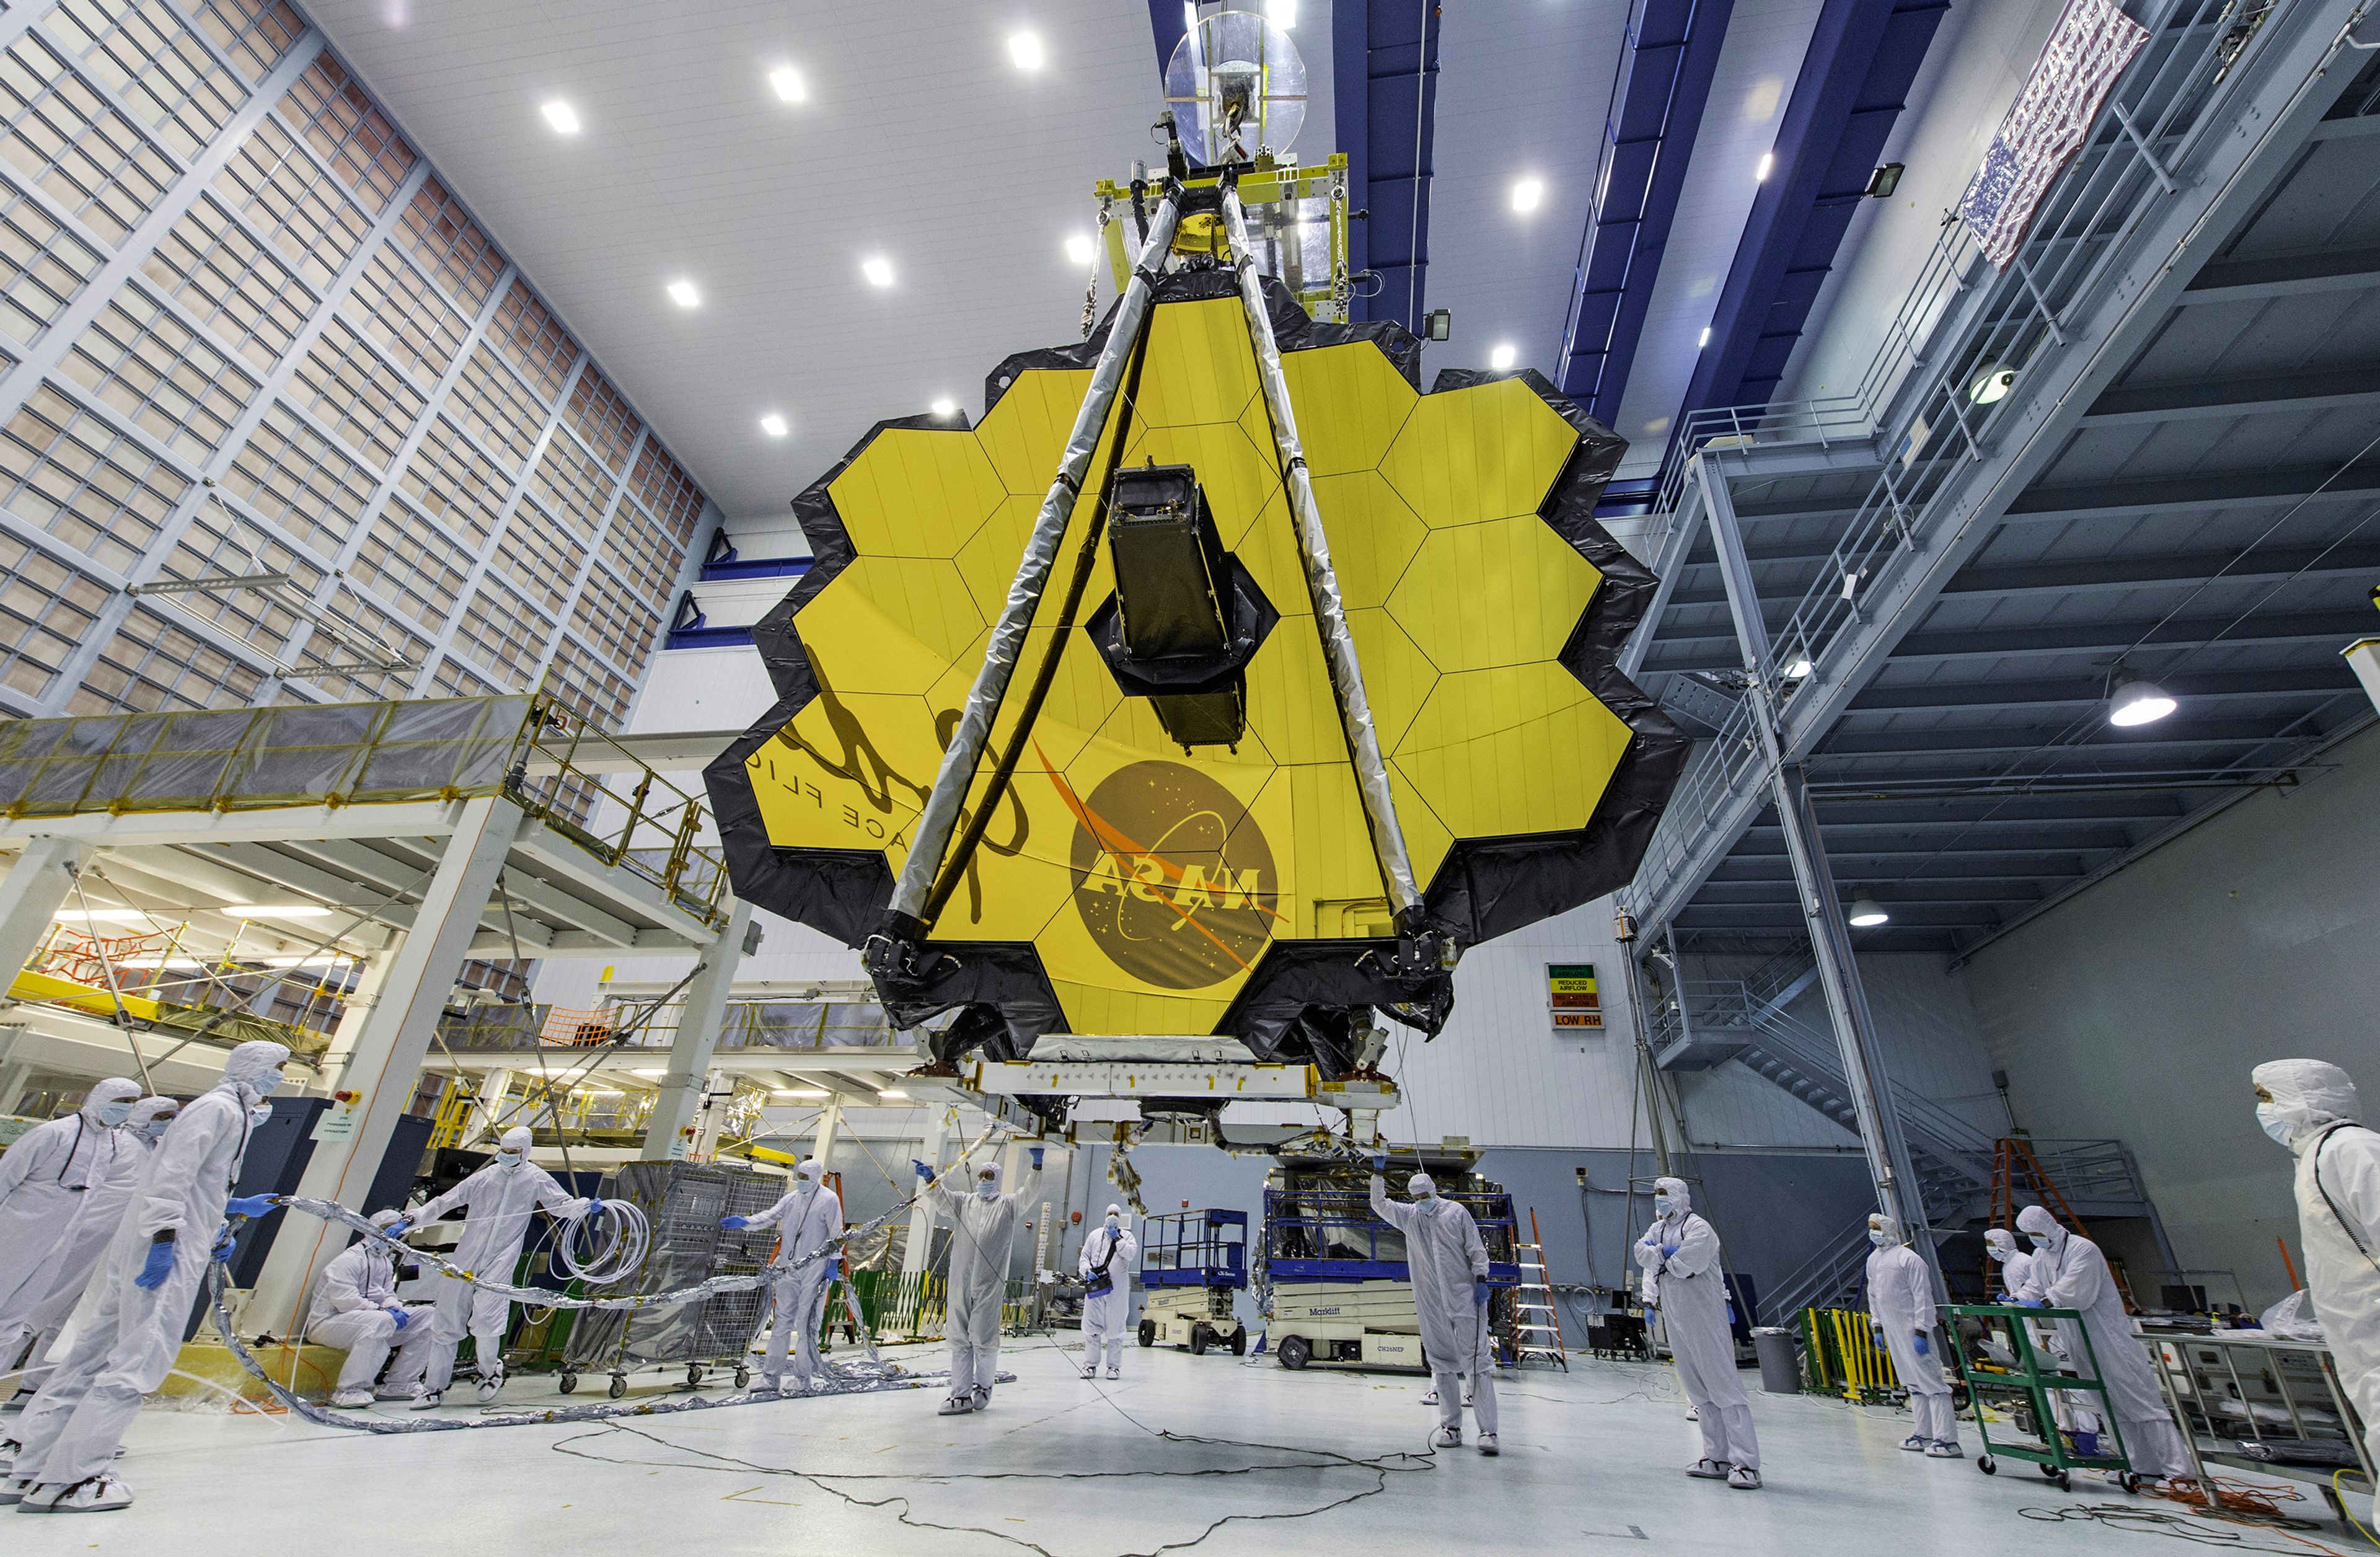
[2028,1233,2053,1251]
[95,1101,134,1127]
[497,1150,523,1168]
[258,1065,288,1098]
[977,1175,998,1198]
[1867,1228,1888,1246]
[1986,1245,2011,1264]
[1654,1196,1675,1217]
[143,1114,176,1142]
[2257,1103,2297,1145]
[1106,1215,1120,1230]
[249,1102,274,1127]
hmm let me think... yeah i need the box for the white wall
[1962,725,2380,1312]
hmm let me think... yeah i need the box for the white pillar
[811,1094,844,1170]
[640,899,751,1158]
[0,837,89,1000]
[316,942,397,1093]
[469,1066,518,1144]
[247,796,523,1339]
[902,1108,950,1271]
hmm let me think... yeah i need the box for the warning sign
[1548,964,1602,1030]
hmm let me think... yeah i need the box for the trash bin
[1753,1326,1801,1394]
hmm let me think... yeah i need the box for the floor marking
[1580,1526,1649,1540]
[725,1485,804,1507]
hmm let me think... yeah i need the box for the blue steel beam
[1558,0,1737,428]
[1675,0,1948,421]
[1147,1,1187,81]
[1336,0,1443,330]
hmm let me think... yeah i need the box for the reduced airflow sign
[1548,963,1601,1030]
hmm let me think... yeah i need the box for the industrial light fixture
[1866,162,1905,198]
[1784,656,1814,679]
[1968,363,2016,404]
[759,413,788,438]
[769,66,805,102]
[1510,177,1544,213]
[1698,326,1711,348]
[1423,308,1452,342]
[1008,32,1044,69]
[2109,677,2176,727]
[930,397,957,417]
[774,1087,827,1100]
[1489,342,1516,371]
[220,903,331,918]
[666,280,700,308]
[630,1068,666,1078]
[1755,151,1774,182]
[1847,892,1890,927]
[1064,232,1095,266]
[540,100,580,135]
[878,1088,909,1100]
[53,909,145,924]
[862,255,894,288]
[1267,0,1298,27]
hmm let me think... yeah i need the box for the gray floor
[7,1336,2358,1555]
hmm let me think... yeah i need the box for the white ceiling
[306,1,1175,523]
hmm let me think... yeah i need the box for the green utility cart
[1945,1303,2142,1493]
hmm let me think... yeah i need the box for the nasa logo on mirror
[1064,761,1277,988]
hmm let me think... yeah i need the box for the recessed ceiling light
[1755,151,1774,182]
[667,280,700,308]
[630,1068,666,1078]
[1489,343,1516,371]
[220,903,332,918]
[540,100,580,135]
[759,413,788,438]
[930,397,957,417]
[1008,32,1044,70]
[1064,233,1096,266]
[1698,326,1712,348]
[775,1088,827,1099]
[769,66,805,102]
[1969,364,2017,405]
[1267,0,1298,29]
[878,1088,909,1100]
[53,909,146,924]
[1510,177,1544,213]
[862,256,894,288]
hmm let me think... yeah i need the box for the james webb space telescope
[703,12,1685,1140]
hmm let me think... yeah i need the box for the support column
[640,899,751,1159]
[247,796,524,1339]
[469,1066,518,1144]
[809,1094,843,1170]
[1696,457,1937,1283]
[0,838,89,1000]
[317,942,398,1093]
[902,1107,950,1271]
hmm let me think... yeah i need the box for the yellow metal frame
[1096,153,1349,320]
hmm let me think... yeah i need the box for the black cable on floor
[2019,1501,2346,1556]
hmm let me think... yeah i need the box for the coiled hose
[555,1197,650,1284]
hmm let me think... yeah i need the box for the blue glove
[224,1194,278,1219]
[586,1198,604,1217]
[1029,1146,1044,1170]
[912,1160,935,1182]
[1370,1153,1388,1173]
[134,1237,176,1290]
[2020,1297,2048,1309]
[1660,1242,1680,1259]
[381,1217,412,1239]
[1913,1331,1931,1357]
[720,1215,751,1230]
[386,1306,410,1331]
[211,1222,237,1261]
[1473,1279,1489,1307]
[1872,1325,1887,1346]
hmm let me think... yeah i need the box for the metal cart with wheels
[1137,1209,1249,1355]
[1946,1302,2139,1493]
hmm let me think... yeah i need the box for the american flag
[1960,0,2151,269]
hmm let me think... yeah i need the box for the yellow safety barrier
[1809,1307,1900,1402]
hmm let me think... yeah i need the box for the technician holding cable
[721,1157,842,1394]
[383,1123,600,1408]
[914,1146,1042,1416]
[1369,1157,1500,1456]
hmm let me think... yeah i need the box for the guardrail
[1624,0,2291,930]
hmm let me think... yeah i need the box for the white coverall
[746,1171,844,1390]
[1635,1177,1758,1471]
[9,1098,176,1395]
[2016,1203,2190,1478]
[927,1160,1039,1404]
[2255,1059,2380,1512]
[1077,1208,1137,1375]
[11,1041,289,1498]
[1865,1215,1956,1447]
[0,1079,142,1362]
[406,1133,590,1394]
[306,1226,436,1396]
[1372,1173,1499,1440]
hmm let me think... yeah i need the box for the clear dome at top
[1163,11,1307,166]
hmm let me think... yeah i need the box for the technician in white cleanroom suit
[914,1148,1042,1414]
[2014,1202,2192,1480]
[1077,1203,1137,1380]
[306,1209,437,1408]
[0,1078,142,1370]
[1370,1160,1500,1455]
[2254,1059,2380,1512]
[386,1123,595,1407]
[1865,1212,1959,1457]
[3,1041,289,1514]
[720,1157,844,1393]
[1636,1176,1760,1489]
[6,1098,178,1405]
[1985,1227,2036,1299]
